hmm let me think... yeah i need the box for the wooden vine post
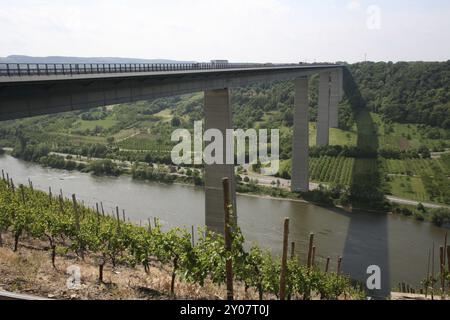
[116,206,121,231]
[444,232,448,294]
[425,248,431,297]
[325,257,330,273]
[307,233,314,269]
[19,184,26,204]
[337,256,343,274]
[72,194,83,259]
[48,187,52,204]
[444,232,448,267]
[312,246,316,268]
[279,217,289,300]
[72,194,80,230]
[95,203,100,236]
[222,177,234,301]
[431,242,435,300]
[439,246,445,293]
[447,246,450,272]
[447,245,450,292]
[147,218,152,233]
[98,256,105,283]
[58,195,64,214]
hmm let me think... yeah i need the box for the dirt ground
[391,292,444,300]
[4,232,441,301]
[0,232,257,300]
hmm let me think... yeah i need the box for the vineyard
[117,133,174,152]
[383,157,450,177]
[309,156,354,186]
[0,175,364,300]
[382,155,450,204]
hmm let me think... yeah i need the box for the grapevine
[0,176,364,300]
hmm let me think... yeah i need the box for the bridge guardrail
[0,62,300,77]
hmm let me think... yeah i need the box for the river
[0,154,447,296]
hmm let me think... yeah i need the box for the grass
[372,113,449,151]
[308,123,357,147]
[383,158,448,177]
[153,109,173,122]
[41,132,106,145]
[113,128,139,141]
[117,132,173,151]
[75,116,118,131]
[388,176,429,202]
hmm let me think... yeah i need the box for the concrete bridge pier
[316,72,331,146]
[338,68,344,101]
[204,88,236,234]
[291,77,310,192]
[329,70,340,129]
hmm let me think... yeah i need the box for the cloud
[0,0,449,62]
[347,0,361,11]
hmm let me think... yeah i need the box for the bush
[413,211,425,221]
[87,159,122,176]
[430,208,450,227]
[392,207,414,217]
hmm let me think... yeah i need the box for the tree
[283,110,294,126]
[418,146,431,159]
[171,117,181,127]
[430,208,450,227]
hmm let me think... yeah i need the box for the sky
[0,0,449,63]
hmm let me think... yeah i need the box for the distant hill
[0,55,196,64]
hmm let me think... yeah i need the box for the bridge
[0,62,344,234]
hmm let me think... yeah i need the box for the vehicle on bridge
[210,60,229,65]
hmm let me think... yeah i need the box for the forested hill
[186,61,450,131]
[347,61,450,129]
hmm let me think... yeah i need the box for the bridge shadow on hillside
[338,69,390,298]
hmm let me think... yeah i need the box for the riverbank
[3,150,450,228]
[2,149,347,208]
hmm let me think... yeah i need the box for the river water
[0,154,447,295]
